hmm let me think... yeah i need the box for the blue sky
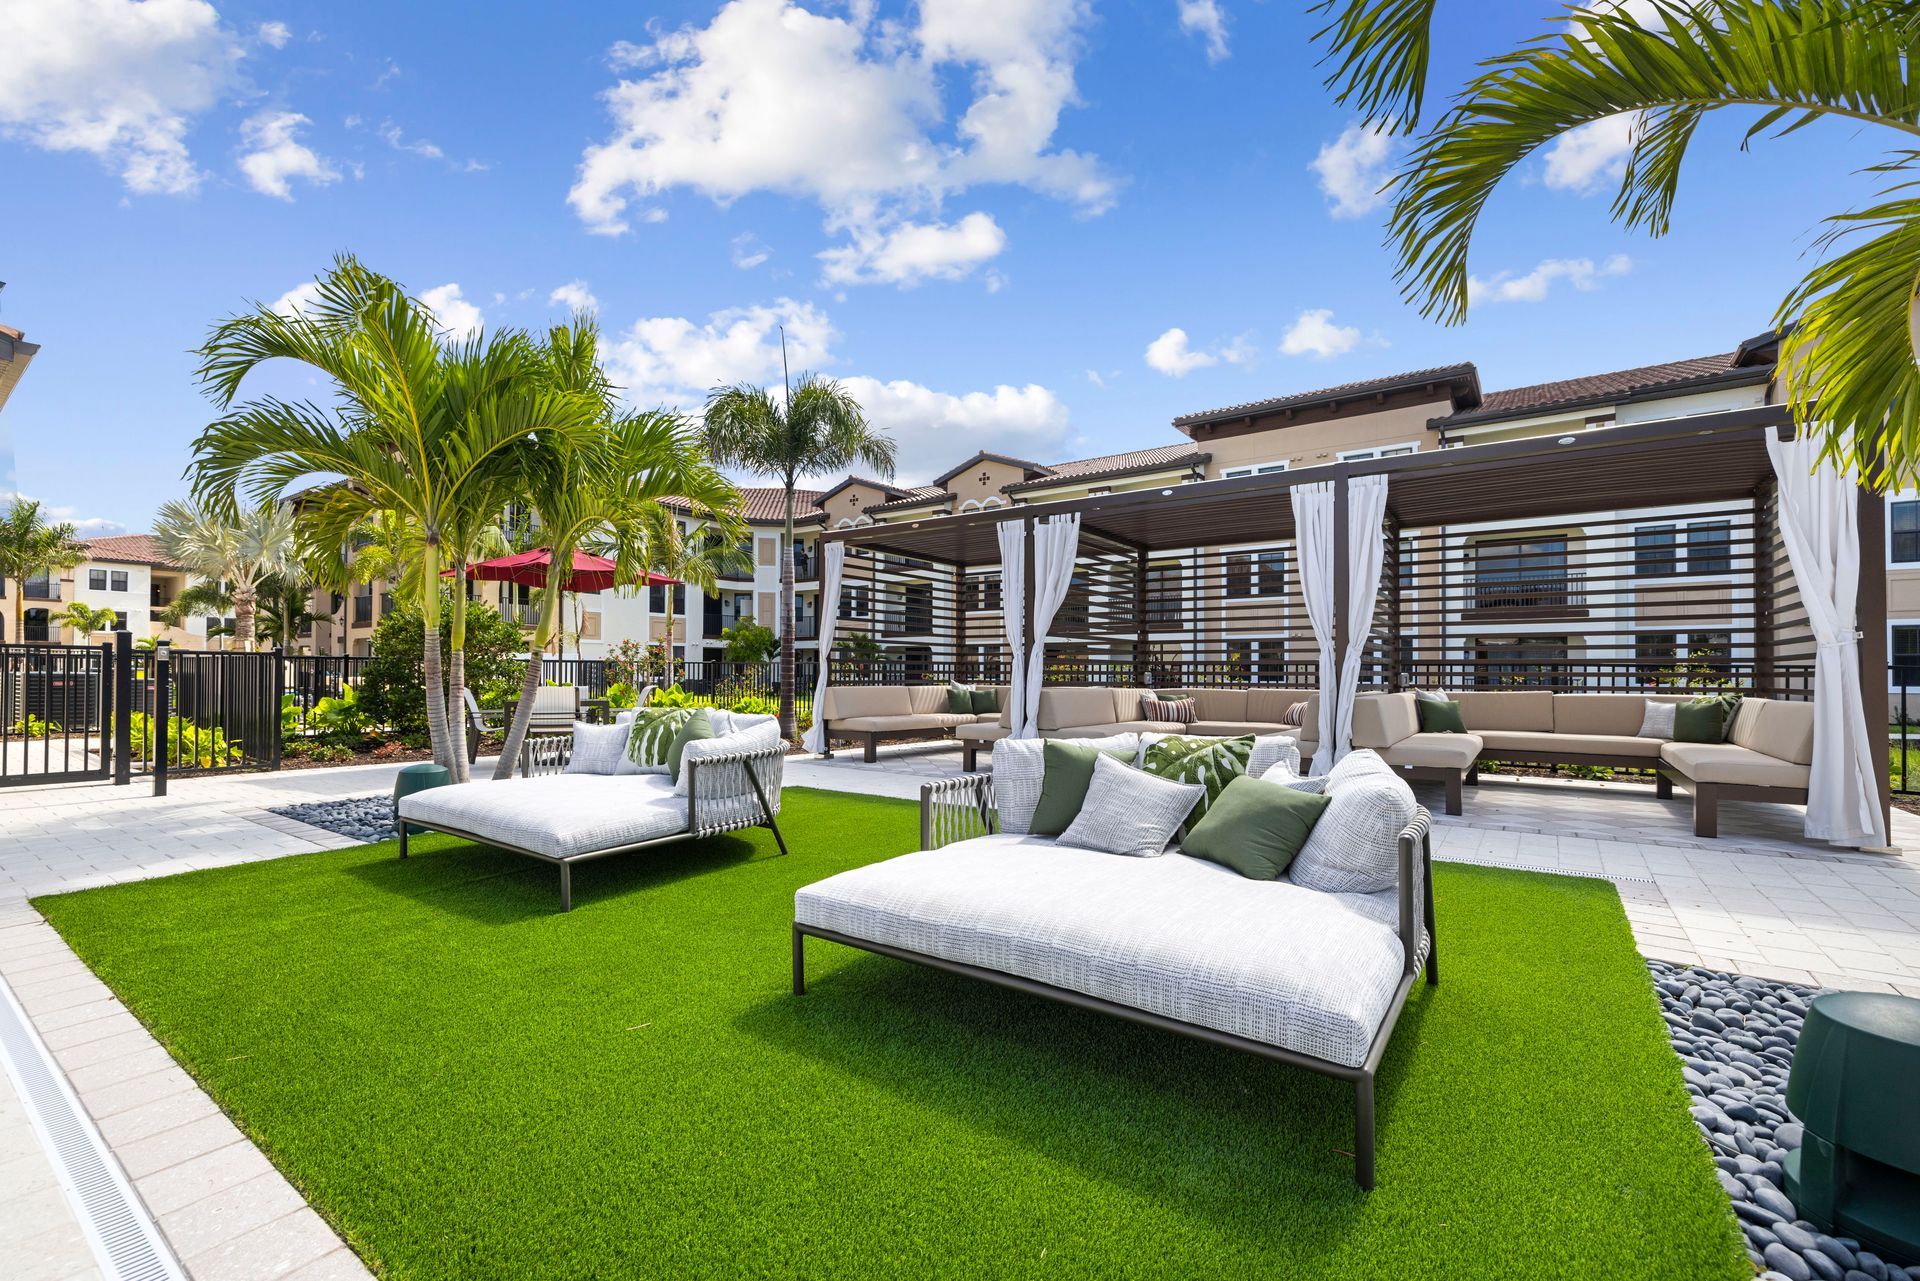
[0,0,1895,535]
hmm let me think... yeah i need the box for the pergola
[818,404,1890,842]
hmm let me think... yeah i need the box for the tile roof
[1435,351,1770,428]
[1173,363,1481,429]
[1005,443,1208,493]
[929,450,1054,486]
[661,488,826,524]
[82,534,186,570]
[867,486,951,512]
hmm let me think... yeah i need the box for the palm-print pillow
[1141,734,1255,827]
[626,707,698,772]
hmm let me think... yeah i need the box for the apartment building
[2,535,213,647]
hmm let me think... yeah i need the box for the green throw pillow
[1674,698,1729,744]
[1689,691,1741,741]
[1182,776,1332,880]
[1032,741,1136,837]
[666,708,714,783]
[947,681,975,714]
[970,687,999,715]
[1141,734,1254,827]
[626,707,698,770]
[1417,699,1466,734]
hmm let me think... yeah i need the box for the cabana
[813,405,1891,848]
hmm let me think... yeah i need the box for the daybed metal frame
[792,772,1437,1189]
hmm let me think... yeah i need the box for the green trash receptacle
[1784,991,1920,1266]
[393,763,451,842]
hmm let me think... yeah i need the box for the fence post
[270,646,285,771]
[152,644,171,797]
[111,631,132,785]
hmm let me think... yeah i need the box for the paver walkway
[4,746,1920,1279]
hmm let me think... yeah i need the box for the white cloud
[0,0,244,195]
[569,0,1110,283]
[236,110,339,199]
[838,376,1069,483]
[608,298,838,407]
[1310,122,1394,220]
[271,280,323,317]
[1279,309,1361,359]
[1178,0,1229,62]
[1467,254,1632,305]
[420,283,484,339]
[378,121,443,160]
[1542,113,1640,194]
[817,212,1006,286]
[12,495,128,538]
[256,20,291,48]
[547,279,599,313]
[731,233,771,270]
[1145,327,1250,377]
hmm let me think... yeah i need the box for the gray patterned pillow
[1248,733,1301,780]
[674,718,784,797]
[1637,701,1676,740]
[1287,764,1417,895]
[992,734,1143,835]
[1056,753,1203,857]
[563,720,634,775]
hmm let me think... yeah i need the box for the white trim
[1337,441,1418,462]
[1219,459,1289,479]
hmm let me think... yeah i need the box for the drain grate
[0,973,185,1281]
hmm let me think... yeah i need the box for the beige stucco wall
[1201,397,1448,475]
[946,459,1029,508]
[823,483,889,528]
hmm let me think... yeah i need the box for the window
[89,569,107,591]
[24,573,54,600]
[1227,551,1285,599]
[1224,637,1289,681]
[844,585,871,619]
[648,584,686,614]
[1685,521,1732,576]
[1634,525,1678,576]
[112,611,128,631]
[110,570,128,593]
[1896,625,1920,687]
[1472,536,1570,610]
[1896,501,1920,563]
[1472,636,1569,688]
[1220,461,1288,480]
[1226,555,1253,599]
[1339,443,1417,462]
[1637,631,1732,683]
[1145,563,1182,625]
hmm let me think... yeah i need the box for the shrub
[606,681,640,709]
[130,711,242,768]
[649,683,696,709]
[720,621,777,663]
[357,592,527,736]
[309,684,372,741]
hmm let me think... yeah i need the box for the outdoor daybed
[1347,690,1813,832]
[817,684,1007,762]
[792,738,1437,1189]
[396,710,788,911]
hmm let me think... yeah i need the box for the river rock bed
[1652,958,1912,1281]
[271,796,398,844]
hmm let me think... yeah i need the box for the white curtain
[1291,482,1338,765]
[1334,475,1390,768]
[799,541,846,754]
[1766,433,1888,847]
[1021,515,1082,739]
[997,521,1029,737]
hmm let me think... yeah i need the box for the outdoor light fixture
[1557,435,1576,445]
[1160,488,1173,496]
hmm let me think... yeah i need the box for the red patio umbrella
[442,548,678,593]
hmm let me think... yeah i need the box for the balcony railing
[792,548,819,580]
[1467,570,1587,615]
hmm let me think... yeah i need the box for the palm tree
[0,499,85,645]
[53,602,119,641]
[187,257,604,773]
[254,571,325,650]
[492,324,744,777]
[702,375,893,737]
[156,579,235,642]
[152,499,297,653]
[1315,0,1920,486]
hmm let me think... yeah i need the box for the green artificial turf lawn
[36,788,1745,1281]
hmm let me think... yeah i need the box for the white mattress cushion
[397,774,688,859]
[794,835,1408,1068]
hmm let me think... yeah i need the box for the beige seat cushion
[1246,688,1313,724]
[1454,691,1555,732]
[1187,720,1289,737]
[830,713,962,733]
[1038,722,1143,739]
[822,686,910,720]
[1352,692,1417,749]
[1660,741,1811,789]
[907,685,956,715]
[1731,698,1815,765]
[1191,689,1249,721]
[1551,695,1649,737]
[1380,733,1482,770]
[1110,688,1156,721]
[957,722,1010,742]
[1038,687,1123,731]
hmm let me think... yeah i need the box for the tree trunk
[444,565,470,784]
[420,543,455,773]
[780,484,796,740]
[493,584,556,780]
[233,583,256,654]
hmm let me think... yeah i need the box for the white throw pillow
[991,734,1143,835]
[1637,701,1676,740]
[563,720,634,775]
[674,719,783,797]
[1247,733,1301,780]
[1055,753,1203,858]
[1287,754,1417,895]
[1412,688,1452,704]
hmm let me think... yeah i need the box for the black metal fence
[126,645,282,790]
[0,642,112,786]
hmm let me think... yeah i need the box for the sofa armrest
[521,732,572,777]
[921,773,996,850]
[1397,807,1436,980]
[687,743,786,836]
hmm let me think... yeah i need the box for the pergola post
[952,561,968,683]
[1857,479,1893,839]
[1133,547,1149,687]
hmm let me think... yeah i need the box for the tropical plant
[703,373,893,737]
[720,620,777,664]
[128,711,242,768]
[53,601,120,640]
[281,691,303,739]
[490,320,743,779]
[187,256,605,775]
[0,498,85,644]
[358,592,525,739]
[1314,0,1920,487]
[254,571,325,650]
[649,683,697,709]
[9,714,62,737]
[309,683,373,740]
[152,498,298,652]
[155,578,234,638]
[605,680,640,709]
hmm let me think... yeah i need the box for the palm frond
[1312,0,1440,131]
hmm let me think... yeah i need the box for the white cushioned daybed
[398,709,788,911]
[792,735,1436,1189]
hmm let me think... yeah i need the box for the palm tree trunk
[233,583,256,653]
[419,543,455,773]
[444,564,470,784]
[493,583,556,780]
[779,485,796,740]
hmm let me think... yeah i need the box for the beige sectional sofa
[1349,689,1814,832]
[817,685,1007,762]
[954,685,1318,771]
